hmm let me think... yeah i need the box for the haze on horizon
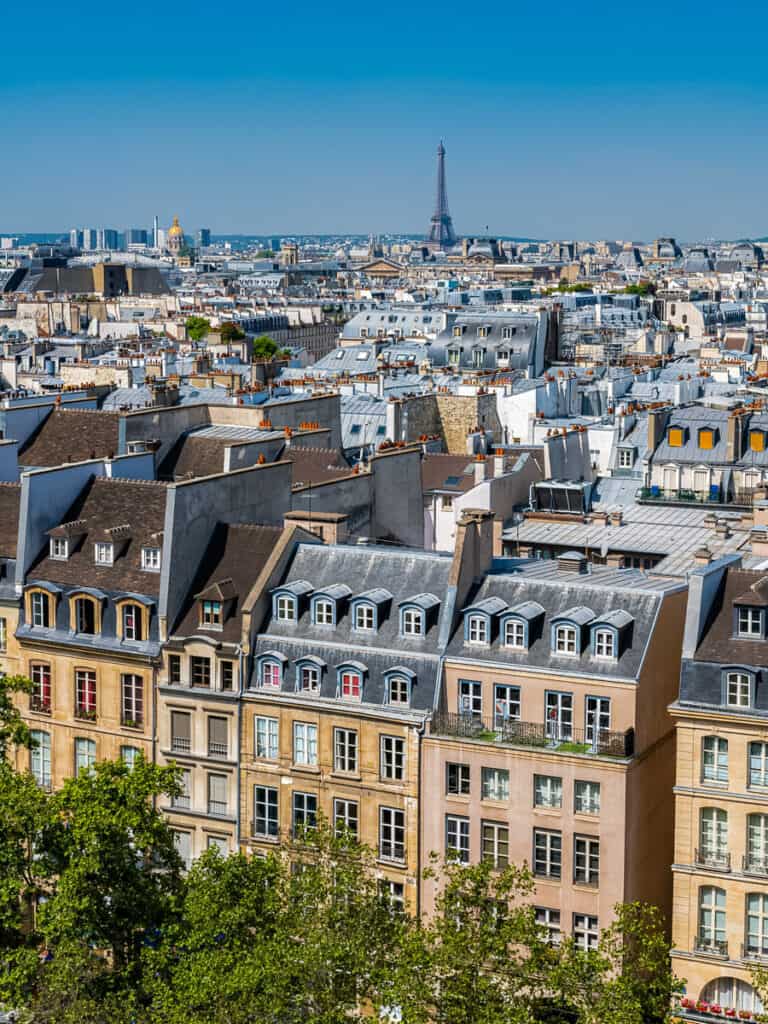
[4,0,768,241]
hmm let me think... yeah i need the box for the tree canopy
[252,334,291,361]
[184,316,210,342]
[219,322,245,343]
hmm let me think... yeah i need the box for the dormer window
[699,428,715,450]
[750,430,766,453]
[142,547,161,572]
[122,603,144,642]
[555,624,577,655]
[201,600,223,629]
[94,542,113,566]
[618,448,634,469]
[313,598,334,626]
[467,614,488,645]
[477,326,489,338]
[402,608,423,637]
[594,628,616,659]
[276,596,296,622]
[668,426,684,447]
[31,591,51,628]
[452,325,462,338]
[299,665,319,692]
[726,671,752,708]
[448,348,461,365]
[504,619,525,649]
[50,538,68,560]
[355,604,375,630]
[74,597,96,635]
[738,607,763,638]
[340,670,362,701]
[261,661,282,688]
[388,676,410,705]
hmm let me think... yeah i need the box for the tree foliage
[251,334,290,361]
[0,673,34,757]
[219,322,245,343]
[184,316,210,342]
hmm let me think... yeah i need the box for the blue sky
[4,0,768,239]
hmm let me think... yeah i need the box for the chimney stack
[474,454,488,485]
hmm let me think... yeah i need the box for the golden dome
[168,216,184,237]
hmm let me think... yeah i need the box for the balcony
[693,936,728,958]
[742,854,768,877]
[431,712,634,758]
[121,714,144,729]
[170,737,191,753]
[695,849,731,871]
[637,486,755,511]
[30,695,51,714]
[208,742,228,759]
[741,942,768,963]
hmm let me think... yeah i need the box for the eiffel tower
[427,140,457,247]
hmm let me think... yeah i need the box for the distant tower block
[427,141,457,248]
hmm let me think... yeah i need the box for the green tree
[0,673,34,757]
[219,322,245,343]
[185,316,210,342]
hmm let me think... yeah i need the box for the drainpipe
[235,643,245,850]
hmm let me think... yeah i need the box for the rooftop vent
[557,550,588,574]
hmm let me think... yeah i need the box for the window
[726,672,751,708]
[446,763,470,796]
[749,742,768,788]
[171,710,191,753]
[467,615,488,645]
[334,798,359,838]
[402,608,423,636]
[747,814,768,873]
[618,449,633,469]
[121,746,141,769]
[585,696,611,745]
[472,348,485,368]
[173,830,192,870]
[698,886,726,950]
[74,737,96,774]
[201,600,222,628]
[208,716,228,758]
[380,736,405,780]
[341,671,362,701]
[275,595,296,621]
[75,669,96,718]
[314,599,334,626]
[699,428,715,450]
[255,716,278,759]
[387,676,410,706]
[458,679,482,717]
[594,629,615,659]
[293,722,318,766]
[535,907,561,945]
[534,774,563,809]
[699,807,728,867]
[121,674,143,727]
[94,542,113,565]
[446,815,470,863]
[50,537,68,560]
[668,427,684,447]
[208,836,228,854]
[298,663,319,692]
[440,495,453,510]
[504,619,525,649]
[379,880,404,913]
[493,684,520,728]
[481,767,509,802]
[482,821,509,868]
[74,597,96,635]
[746,894,768,956]
[334,728,358,773]
[379,807,405,862]
[751,430,766,453]
[168,654,181,684]
[207,773,227,816]
[254,786,278,837]
[702,736,728,784]
[30,663,51,712]
[220,661,234,691]
[121,603,144,642]
[261,660,281,688]
[0,617,5,652]
[574,780,601,815]
[554,624,577,655]
[292,792,317,837]
[545,691,573,741]
[354,604,375,630]
[142,547,161,571]
[738,607,762,638]
[31,591,50,628]
[533,829,561,879]
[30,731,51,788]
[573,914,599,950]
[191,656,211,688]
[574,835,600,885]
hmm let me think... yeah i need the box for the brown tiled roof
[695,569,768,664]
[0,483,21,557]
[30,476,168,596]
[288,447,351,488]
[172,522,284,641]
[421,453,475,494]
[158,435,227,480]
[19,408,121,468]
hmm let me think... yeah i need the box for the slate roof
[18,408,121,468]
[171,523,284,642]
[421,453,475,494]
[445,560,683,682]
[288,447,351,488]
[652,406,732,465]
[0,483,21,558]
[29,476,168,596]
[694,569,768,666]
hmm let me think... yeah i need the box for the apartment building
[0,483,22,681]
[422,550,688,943]
[241,541,455,912]
[671,557,768,1018]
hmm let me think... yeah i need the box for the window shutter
[171,711,191,742]
[208,716,227,748]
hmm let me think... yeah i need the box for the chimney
[474,454,488,485]
[557,551,588,574]
[715,519,731,538]
[694,546,713,566]
[647,407,670,453]
[493,448,506,478]
[609,509,623,527]
[727,412,743,462]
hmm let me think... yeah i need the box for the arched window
[699,808,728,868]
[697,885,726,952]
[701,735,728,784]
[700,978,763,1015]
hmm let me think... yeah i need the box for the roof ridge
[93,476,167,487]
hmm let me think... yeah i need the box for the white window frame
[401,607,424,637]
[481,820,509,868]
[292,722,318,766]
[467,614,488,645]
[275,595,296,622]
[333,798,358,838]
[555,624,577,655]
[702,735,728,784]
[334,727,358,773]
[739,607,762,638]
[533,828,562,879]
[354,604,375,631]
[255,716,278,759]
[535,907,561,945]
[574,780,601,815]
[260,660,282,688]
[503,619,525,649]
[573,913,599,950]
[50,537,68,560]
[726,671,752,708]
[314,599,334,626]
[94,542,113,566]
[387,675,410,706]
[141,547,161,572]
[31,591,50,628]
[254,785,279,838]
[594,629,616,659]
[298,664,320,693]
[618,448,633,469]
[534,774,563,809]
[749,742,768,789]
[380,735,405,781]
[573,835,600,885]
[446,815,470,863]
[481,766,510,802]
[379,806,405,863]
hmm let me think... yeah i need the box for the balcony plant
[711,1006,723,1015]
[681,998,695,1009]
[696,1002,710,1013]
[738,1013,753,1021]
